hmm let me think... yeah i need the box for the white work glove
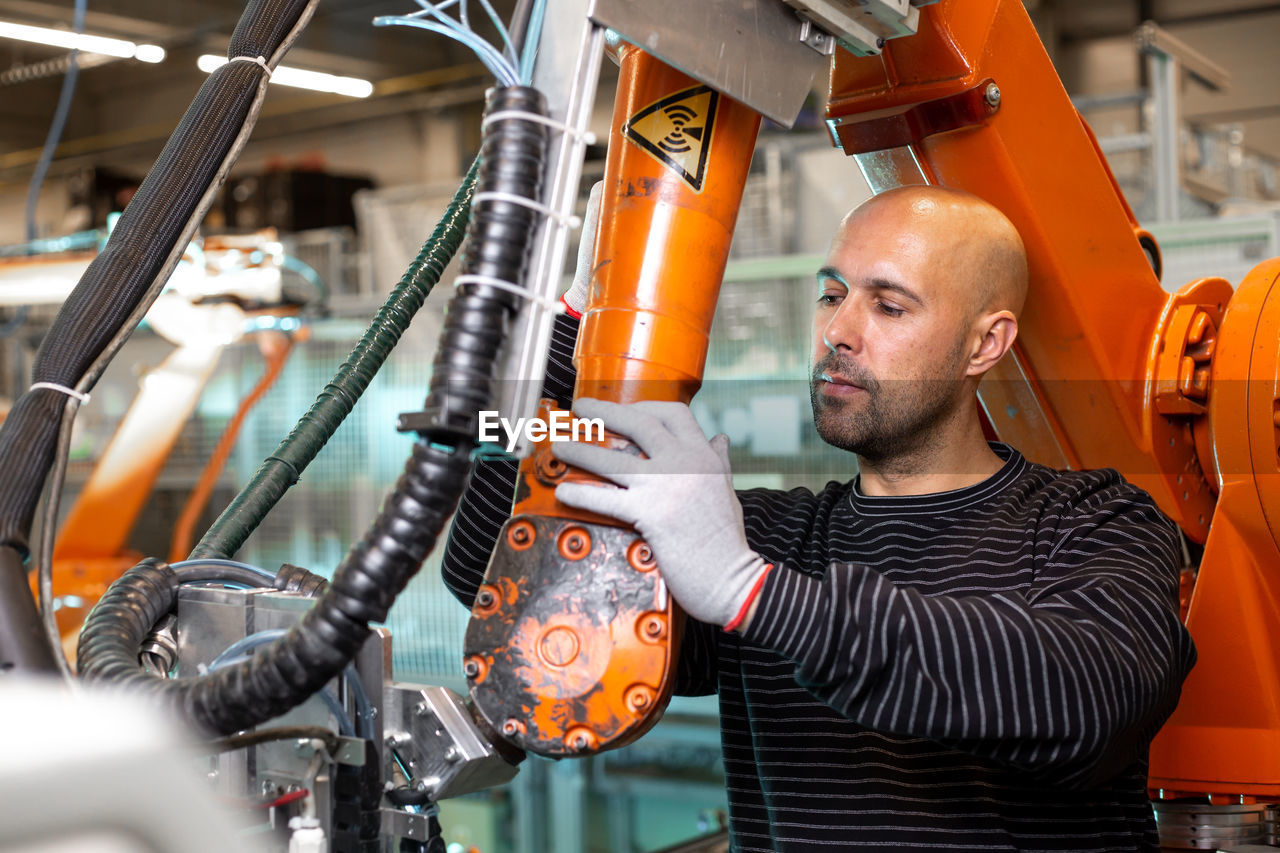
[561,181,604,315]
[552,398,772,631]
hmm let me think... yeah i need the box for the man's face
[810,202,977,462]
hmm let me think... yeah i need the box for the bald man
[443,186,1194,852]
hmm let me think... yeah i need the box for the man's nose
[821,301,863,353]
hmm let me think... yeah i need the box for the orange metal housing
[464,46,761,755]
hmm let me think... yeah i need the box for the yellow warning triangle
[623,86,720,192]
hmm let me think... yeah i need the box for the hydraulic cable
[79,85,551,736]
[191,156,479,561]
[2,0,321,674]
[205,725,342,755]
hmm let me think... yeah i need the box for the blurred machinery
[0,1,1278,852]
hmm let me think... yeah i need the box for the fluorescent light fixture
[0,20,164,62]
[197,54,373,98]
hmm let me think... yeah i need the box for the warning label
[623,85,719,192]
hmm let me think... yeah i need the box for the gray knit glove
[561,181,603,315]
[552,398,772,630]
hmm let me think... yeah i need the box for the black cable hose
[78,86,549,736]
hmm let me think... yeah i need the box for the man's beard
[809,350,967,463]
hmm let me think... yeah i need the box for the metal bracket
[827,77,1001,155]
[1136,21,1230,92]
[382,684,520,801]
[587,0,826,127]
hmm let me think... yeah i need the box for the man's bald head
[836,186,1028,322]
[812,185,1028,463]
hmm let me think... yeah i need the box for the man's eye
[817,293,841,306]
[877,301,905,317]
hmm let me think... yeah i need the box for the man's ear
[967,310,1018,378]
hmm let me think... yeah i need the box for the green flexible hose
[191,156,480,560]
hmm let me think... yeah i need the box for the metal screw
[463,660,480,678]
[512,526,531,544]
[502,718,522,736]
[643,617,663,638]
[570,732,590,750]
[476,589,495,608]
[443,746,459,762]
[984,83,1001,108]
[414,701,429,717]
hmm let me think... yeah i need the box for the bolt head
[463,660,480,678]
[414,701,429,716]
[444,746,459,762]
[984,83,1001,107]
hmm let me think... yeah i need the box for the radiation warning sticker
[623,85,720,192]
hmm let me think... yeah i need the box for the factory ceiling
[0,0,1277,184]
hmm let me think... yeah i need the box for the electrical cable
[2,0,88,341]
[507,0,535,58]
[24,0,322,676]
[374,16,515,85]
[373,0,527,86]
[172,558,276,588]
[205,725,341,756]
[516,0,547,86]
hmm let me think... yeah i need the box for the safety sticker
[623,85,719,192]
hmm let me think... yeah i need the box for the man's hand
[552,398,771,631]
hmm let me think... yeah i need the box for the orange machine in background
[21,235,306,647]
[463,45,761,756]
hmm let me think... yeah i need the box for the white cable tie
[453,275,565,313]
[227,54,272,78]
[471,191,582,229]
[481,110,598,145]
[30,382,90,404]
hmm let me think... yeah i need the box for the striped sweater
[442,315,1196,852]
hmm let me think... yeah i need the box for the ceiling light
[197,55,373,98]
[0,21,165,63]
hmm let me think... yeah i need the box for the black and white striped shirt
[442,315,1196,852]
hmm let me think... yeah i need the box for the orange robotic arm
[463,45,762,756]
[463,0,1280,806]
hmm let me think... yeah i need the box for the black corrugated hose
[78,86,549,736]
[0,0,318,673]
